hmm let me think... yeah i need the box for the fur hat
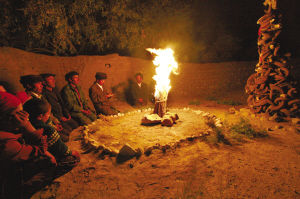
[95,72,107,80]
[20,75,43,88]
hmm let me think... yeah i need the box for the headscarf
[0,92,22,113]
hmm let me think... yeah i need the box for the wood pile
[141,112,179,127]
[245,0,300,121]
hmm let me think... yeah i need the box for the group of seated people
[0,71,149,198]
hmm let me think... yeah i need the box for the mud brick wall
[0,47,298,104]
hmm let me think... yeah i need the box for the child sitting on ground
[23,98,80,166]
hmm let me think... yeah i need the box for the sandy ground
[32,99,300,199]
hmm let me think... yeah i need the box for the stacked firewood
[245,0,300,121]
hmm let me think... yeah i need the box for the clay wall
[0,47,299,104]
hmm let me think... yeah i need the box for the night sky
[191,0,300,60]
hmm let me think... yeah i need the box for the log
[154,100,167,117]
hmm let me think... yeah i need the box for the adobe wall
[0,47,299,104]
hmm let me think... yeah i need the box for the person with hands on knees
[23,98,80,167]
[41,73,79,141]
[130,72,149,107]
[0,91,56,199]
[61,71,97,125]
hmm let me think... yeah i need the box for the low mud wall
[0,47,299,104]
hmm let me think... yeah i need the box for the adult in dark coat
[20,75,69,142]
[41,73,79,133]
[131,72,148,106]
[61,71,97,125]
[89,72,118,115]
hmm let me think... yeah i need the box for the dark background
[0,0,299,62]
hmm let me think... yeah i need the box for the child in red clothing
[0,91,56,199]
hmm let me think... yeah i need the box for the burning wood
[142,48,179,126]
[154,100,167,118]
[245,0,300,121]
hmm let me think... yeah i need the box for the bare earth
[32,99,300,199]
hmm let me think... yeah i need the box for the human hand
[12,110,30,128]
[12,110,37,133]
[81,109,90,115]
[44,151,57,166]
[106,93,114,98]
[61,117,68,122]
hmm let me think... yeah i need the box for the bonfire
[141,48,179,126]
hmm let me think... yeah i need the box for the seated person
[23,98,80,165]
[41,73,79,132]
[0,91,56,199]
[19,75,44,99]
[130,72,148,106]
[20,74,70,142]
[89,72,119,115]
[61,71,97,125]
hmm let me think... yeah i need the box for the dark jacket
[61,84,90,113]
[43,87,70,119]
[131,82,148,105]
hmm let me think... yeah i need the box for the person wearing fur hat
[0,91,57,198]
[20,74,69,142]
[61,71,97,125]
[89,72,119,115]
[19,75,44,99]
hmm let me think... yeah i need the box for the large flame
[147,48,178,101]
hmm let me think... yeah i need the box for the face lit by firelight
[70,75,80,85]
[45,76,56,88]
[33,82,43,94]
[136,75,143,84]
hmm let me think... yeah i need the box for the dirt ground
[32,99,300,199]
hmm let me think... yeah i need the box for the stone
[164,112,179,123]
[116,144,137,163]
[274,125,283,130]
[228,107,236,114]
[144,147,152,156]
[161,117,174,127]
[141,114,161,125]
